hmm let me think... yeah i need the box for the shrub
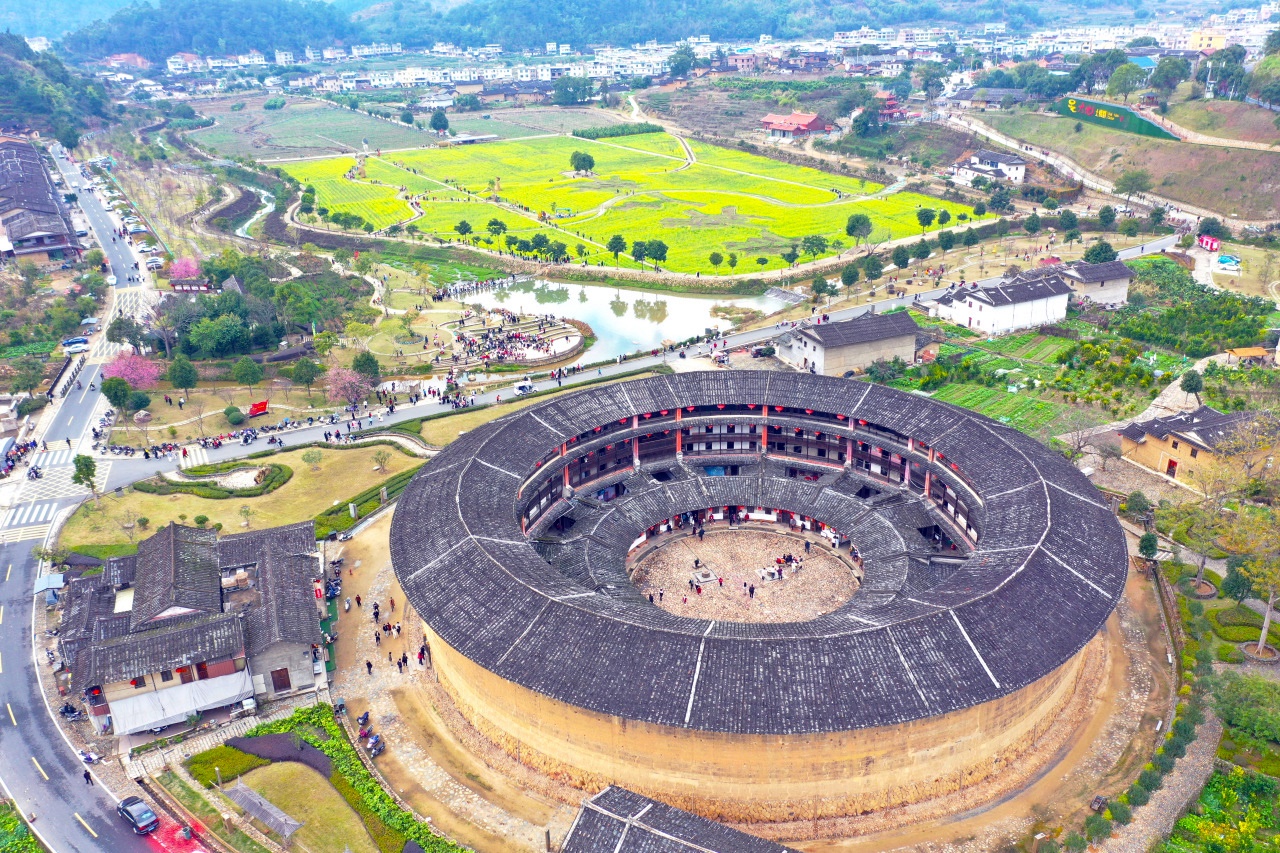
[1127,783,1150,806]
[193,515,209,527]
[184,745,269,787]
[1138,768,1163,790]
[1217,644,1246,663]
[1063,831,1087,852]
[136,517,149,529]
[16,396,47,417]
[1108,801,1132,825]
[1163,739,1187,759]
[1153,751,1176,773]
[1084,813,1112,841]
[225,405,245,426]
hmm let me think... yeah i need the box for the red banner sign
[248,400,269,417]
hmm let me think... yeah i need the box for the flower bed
[134,464,292,499]
[244,705,464,853]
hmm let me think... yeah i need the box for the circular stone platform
[629,530,860,623]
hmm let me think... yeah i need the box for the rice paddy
[281,131,988,274]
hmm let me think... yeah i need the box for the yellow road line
[3,563,8,582]
[74,813,98,838]
[30,757,47,781]
[0,604,4,624]
[0,651,4,674]
[6,704,13,726]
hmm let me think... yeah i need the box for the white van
[512,379,536,396]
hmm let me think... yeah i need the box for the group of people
[0,438,40,479]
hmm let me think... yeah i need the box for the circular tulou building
[390,372,1127,822]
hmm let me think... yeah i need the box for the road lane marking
[30,758,47,781]
[0,605,4,624]
[0,651,3,673]
[6,704,14,725]
[74,813,98,838]
[4,564,9,582]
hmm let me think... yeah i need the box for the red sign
[1198,234,1220,252]
[314,579,323,600]
[248,400,269,417]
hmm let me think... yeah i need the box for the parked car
[61,336,89,347]
[105,275,117,286]
[146,258,164,270]
[65,343,90,354]
[117,796,160,835]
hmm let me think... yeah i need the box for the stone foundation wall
[425,623,1090,823]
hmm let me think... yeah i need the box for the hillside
[981,111,1280,221]
[0,0,135,39]
[0,33,110,147]
[61,0,363,63]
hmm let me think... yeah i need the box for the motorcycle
[369,741,386,757]
[358,726,374,740]
[344,597,351,612]
[357,711,370,726]
[367,734,382,749]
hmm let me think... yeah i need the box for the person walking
[366,660,373,675]
[355,595,362,608]
[84,770,93,785]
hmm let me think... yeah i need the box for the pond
[461,279,788,362]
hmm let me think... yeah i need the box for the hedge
[132,464,293,499]
[313,465,424,539]
[184,745,269,787]
[572,122,663,139]
[245,705,464,852]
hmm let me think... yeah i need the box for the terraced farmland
[282,131,987,274]
[931,384,1064,432]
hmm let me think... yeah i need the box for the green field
[931,383,1064,432]
[282,132,986,274]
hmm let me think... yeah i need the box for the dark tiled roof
[957,275,1075,308]
[244,551,322,655]
[129,523,221,630]
[798,311,919,349]
[1118,405,1257,451]
[974,148,1026,165]
[562,787,797,853]
[70,611,245,693]
[390,372,1127,735]
[1066,260,1133,283]
[219,522,316,569]
[0,140,76,248]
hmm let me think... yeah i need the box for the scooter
[369,741,386,757]
[344,597,351,612]
[357,711,370,726]
[359,726,374,740]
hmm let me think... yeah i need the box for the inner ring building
[390,372,1127,822]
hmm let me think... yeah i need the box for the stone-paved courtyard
[630,528,860,623]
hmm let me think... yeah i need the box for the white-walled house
[1062,260,1134,307]
[952,149,1026,186]
[933,276,1073,335]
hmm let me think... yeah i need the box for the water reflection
[461,279,786,361]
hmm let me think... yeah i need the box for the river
[461,279,789,362]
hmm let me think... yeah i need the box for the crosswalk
[180,445,211,468]
[12,461,110,503]
[0,524,51,544]
[28,448,77,468]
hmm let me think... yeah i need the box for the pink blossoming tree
[325,368,375,405]
[101,353,163,390]
[168,257,201,279]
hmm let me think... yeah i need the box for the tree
[101,376,132,410]
[1198,217,1230,239]
[708,251,724,270]
[1118,218,1140,237]
[486,218,508,237]
[891,245,911,269]
[453,220,472,239]
[800,234,828,260]
[1084,813,1112,842]
[326,367,375,405]
[1098,205,1117,228]
[727,253,738,269]
[106,315,146,351]
[551,76,593,106]
[911,240,931,264]
[372,449,392,472]
[302,449,323,471]
[1222,559,1255,605]
[1114,169,1153,204]
[1180,369,1203,405]
[668,43,696,78]
[1023,212,1041,235]
[570,151,595,173]
[1149,56,1191,96]
[1138,532,1159,561]
[239,504,254,529]
[812,277,837,300]
[1058,209,1079,230]
[1233,512,1280,656]
[352,350,381,382]
[605,234,627,264]
[313,331,339,359]
[292,358,321,395]
[915,208,936,233]
[104,353,162,389]
[1148,206,1166,229]
[840,264,860,289]
[937,230,956,253]
[973,201,987,217]
[936,209,951,227]
[429,109,449,132]
[72,454,99,507]
[962,228,980,247]
[400,110,414,125]
[232,356,264,393]
[781,245,800,266]
[1083,240,1118,263]
[645,240,668,268]
[846,213,873,251]
[10,356,45,395]
[631,240,648,267]
[167,354,198,395]
[1106,62,1147,102]
[1063,832,1087,853]
[1064,229,1082,246]
[861,254,884,282]
[168,256,200,279]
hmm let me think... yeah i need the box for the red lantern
[836,414,847,420]
[620,418,628,424]
[687,406,695,412]
[858,419,868,425]
[805,408,814,414]
[774,406,783,412]
[748,404,756,409]
[594,426,602,432]
[660,410,669,415]
[717,404,725,409]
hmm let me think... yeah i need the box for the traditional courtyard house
[777,311,920,375]
[59,522,324,736]
[1061,259,1134,306]
[0,138,80,264]
[933,274,1073,335]
[952,149,1027,186]
[1118,406,1264,481]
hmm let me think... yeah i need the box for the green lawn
[281,132,987,274]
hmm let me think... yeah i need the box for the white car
[65,343,90,354]
[146,258,164,270]
[106,275,117,285]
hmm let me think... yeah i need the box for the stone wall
[424,623,1090,824]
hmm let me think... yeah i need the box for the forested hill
[0,0,136,39]
[0,33,109,148]
[61,0,364,63]
[353,0,1122,52]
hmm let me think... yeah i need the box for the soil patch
[228,733,332,778]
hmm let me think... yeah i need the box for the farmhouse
[777,311,920,376]
[1062,259,1134,306]
[760,111,835,139]
[952,149,1027,186]
[945,87,1030,109]
[0,138,80,264]
[933,275,1073,334]
[59,522,325,736]
[1118,405,1267,481]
